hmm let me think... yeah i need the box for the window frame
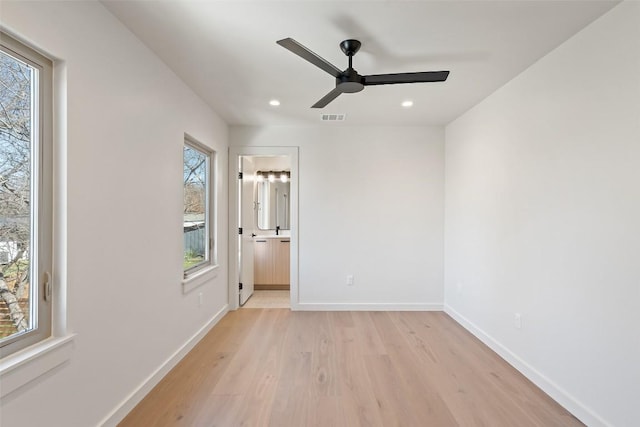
[0,32,53,358]
[182,135,216,279]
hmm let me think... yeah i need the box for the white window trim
[182,264,219,294]
[0,334,75,398]
[0,29,73,396]
[182,134,217,289]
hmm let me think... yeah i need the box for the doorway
[228,146,299,311]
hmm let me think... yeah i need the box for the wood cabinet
[254,238,290,289]
[253,239,274,285]
[274,239,290,285]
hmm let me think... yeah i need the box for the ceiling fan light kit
[277,37,450,108]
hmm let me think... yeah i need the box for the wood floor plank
[391,311,528,427]
[305,396,347,427]
[210,309,281,396]
[430,313,582,427]
[363,354,424,427]
[395,312,581,427]
[268,351,312,426]
[308,312,339,397]
[232,309,291,426]
[190,394,243,427]
[331,312,385,427]
[369,311,460,426]
[118,309,584,427]
[350,311,387,356]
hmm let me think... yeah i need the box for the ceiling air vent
[321,113,346,122]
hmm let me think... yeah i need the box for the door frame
[228,146,299,310]
[238,156,255,306]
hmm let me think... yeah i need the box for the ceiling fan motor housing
[337,68,364,93]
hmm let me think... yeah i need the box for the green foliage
[183,249,204,270]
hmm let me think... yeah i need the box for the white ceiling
[102,0,618,127]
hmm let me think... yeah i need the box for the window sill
[0,334,76,398]
[182,264,219,294]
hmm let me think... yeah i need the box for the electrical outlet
[198,292,203,307]
[346,275,354,286]
[514,313,522,329]
[456,281,463,295]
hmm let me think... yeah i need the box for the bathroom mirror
[256,173,290,230]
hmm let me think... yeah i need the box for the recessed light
[401,100,413,108]
[269,99,281,106]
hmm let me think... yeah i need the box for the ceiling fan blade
[312,88,342,108]
[277,38,342,78]
[363,71,449,86]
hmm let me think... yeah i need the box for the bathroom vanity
[253,236,290,290]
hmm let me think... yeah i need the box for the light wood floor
[119,310,583,427]
[242,291,290,308]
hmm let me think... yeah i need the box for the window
[0,33,53,357]
[183,136,215,277]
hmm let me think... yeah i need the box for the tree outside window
[1,34,52,357]
[183,141,211,273]
[0,48,34,339]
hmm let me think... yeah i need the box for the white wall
[444,2,640,426]
[1,2,229,426]
[231,126,444,309]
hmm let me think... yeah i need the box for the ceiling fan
[276,38,450,108]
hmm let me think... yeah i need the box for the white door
[239,156,255,305]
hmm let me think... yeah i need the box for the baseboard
[295,302,443,311]
[99,304,229,427]
[443,304,612,427]
[255,284,290,290]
